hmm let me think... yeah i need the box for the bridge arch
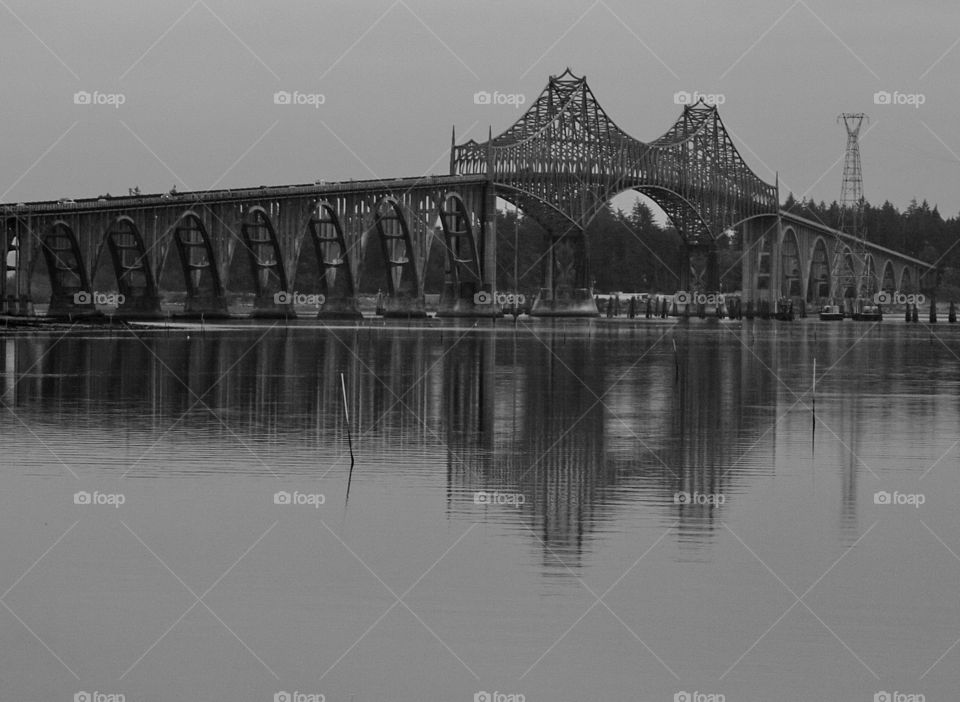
[371,196,422,301]
[99,216,161,316]
[4,216,28,304]
[836,248,857,298]
[634,186,715,247]
[240,206,289,308]
[861,255,878,297]
[881,260,896,293]
[38,220,95,315]
[307,200,361,314]
[162,211,229,316]
[780,227,802,298]
[805,236,830,303]
[899,266,915,293]
[437,192,482,295]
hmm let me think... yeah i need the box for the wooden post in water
[341,372,356,500]
[673,338,679,382]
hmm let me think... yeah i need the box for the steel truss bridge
[1,69,930,319]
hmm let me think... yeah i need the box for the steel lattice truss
[452,69,779,244]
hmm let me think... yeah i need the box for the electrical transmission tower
[830,113,869,301]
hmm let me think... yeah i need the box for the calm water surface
[1,318,959,701]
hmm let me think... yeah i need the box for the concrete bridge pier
[182,294,230,319]
[47,294,102,320]
[381,293,427,318]
[114,292,164,320]
[530,226,599,317]
[680,242,719,293]
[250,294,295,319]
[317,295,362,319]
[740,217,778,312]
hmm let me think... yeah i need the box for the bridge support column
[680,242,719,293]
[741,218,776,309]
[531,224,599,317]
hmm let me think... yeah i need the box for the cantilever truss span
[451,68,779,245]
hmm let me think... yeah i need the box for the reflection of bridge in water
[3,324,927,559]
[2,70,929,320]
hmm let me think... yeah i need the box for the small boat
[819,304,844,321]
[852,304,882,321]
[774,297,794,321]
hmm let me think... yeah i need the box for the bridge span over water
[1,69,929,319]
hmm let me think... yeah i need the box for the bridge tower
[830,113,869,302]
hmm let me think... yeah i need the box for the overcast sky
[2,0,959,216]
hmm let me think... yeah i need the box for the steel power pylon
[831,112,869,301]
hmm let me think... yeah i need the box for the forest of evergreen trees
[275,194,960,300]
[485,194,960,299]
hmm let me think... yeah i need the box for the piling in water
[341,372,356,499]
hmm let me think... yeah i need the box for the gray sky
[2,0,959,215]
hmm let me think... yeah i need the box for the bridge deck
[1,174,488,215]
[778,210,932,268]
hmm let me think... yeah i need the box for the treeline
[783,193,960,296]
[493,201,738,295]
[293,195,960,297]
